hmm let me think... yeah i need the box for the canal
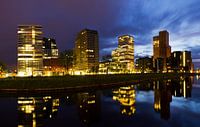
[0,76,199,127]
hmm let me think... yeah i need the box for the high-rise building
[74,29,99,74]
[182,51,193,71]
[112,35,134,73]
[17,25,43,76]
[43,38,60,76]
[167,51,193,72]
[153,30,171,71]
[43,38,58,59]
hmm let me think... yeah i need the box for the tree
[0,61,6,75]
[59,49,74,73]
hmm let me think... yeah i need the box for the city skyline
[0,0,200,68]
[0,1,200,126]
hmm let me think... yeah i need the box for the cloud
[100,0,200,61]
[0,0,200,66]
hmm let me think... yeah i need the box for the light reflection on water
[0,76,200,127]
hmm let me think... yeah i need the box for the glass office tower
[17,25,43,76]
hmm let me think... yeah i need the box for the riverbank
[0,73,194,93]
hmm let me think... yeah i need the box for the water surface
[0,76,200,127]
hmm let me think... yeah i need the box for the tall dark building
[167,51,193,72]
[154,58,164,73]
[74,29,99,74]
[17,25,43,76]
[43,38,58,59]
[153,30,171,71]
[43,38,59,76]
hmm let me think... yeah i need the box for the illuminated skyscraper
[153,30,171,71]
[17,25,43,76]
[112,35,134,73]
[74,29,99,74]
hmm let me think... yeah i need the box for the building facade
[167,51,193,72]
[111,35,134,73]
[135,57,153,73]
[43,38,58,59]
[74,29,99,74]
[153,30,171,72]
[17,25,43,76]
[43,38,60,76]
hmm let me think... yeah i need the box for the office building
[99,61,119,74]
[167,51,193,72]
[43,38,60,76]
[17,25,43,76]
[112,35,134,73]
[43,38,58,59]
[135,57,153,73]
[74,29,99,74]
[153,30,171,71]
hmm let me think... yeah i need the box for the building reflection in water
[17,96,59,127]
[153,80,172,120]
[76,92,101,126]
[113,85,136,116]
[171,76,192,98]
[15,76,193,126]
[153,77,193,120]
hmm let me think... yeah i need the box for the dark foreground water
[0,76,200,127]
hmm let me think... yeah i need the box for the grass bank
[0,73,193,91]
